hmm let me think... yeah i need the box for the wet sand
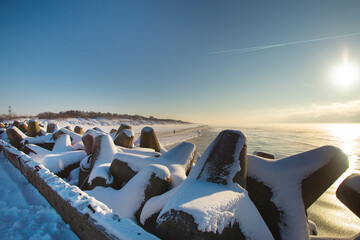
[308,185,360,238]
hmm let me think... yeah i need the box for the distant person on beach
[173,130,176,134]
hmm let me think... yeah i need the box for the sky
[1,0,360,125]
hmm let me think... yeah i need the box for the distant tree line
[0,114,28,121]
[35,110,188,123]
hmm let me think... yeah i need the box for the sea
[168,123,360,237]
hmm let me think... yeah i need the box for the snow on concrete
[55,128,82,145]
[22,133,53,145]
[0,118,205,238]
[247,146,346,240]
[88,134,118,185]
[1,142,160,240]
[30,151,87,174]
[86,164,170,222]
[140,186,178,225]
[52,134,72,152]
[114,141,198,188]
[41,118,204,147]
[158,180,273,239]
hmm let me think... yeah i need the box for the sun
[331,61,358,88]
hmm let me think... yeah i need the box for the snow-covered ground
[0,152,78,239]
[0,118,205,239]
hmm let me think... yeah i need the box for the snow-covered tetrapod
[246,145,348,240]
[154,130,273,240]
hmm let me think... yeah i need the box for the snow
[154,130,273,239]
[30,151,87,174]
[0,118,205,239]
[24,144,52,155]
[0,152,78,239]
[113,141,198,188]
[22,133,53,145]
[80,155,92,171]
[55,128,82,145]
[158,180,273,239]
[88,134,118,185]
[140,187,178,225]
[122,129,134,138]
[142,127,154,133]
[0,142,160,240]
[9,126,27,139]
[52,134,72,152]
[86,164,170,222]
[247,145,346,240]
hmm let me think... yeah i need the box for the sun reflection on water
[325,124,360,171]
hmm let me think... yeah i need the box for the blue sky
[1,1,360,125]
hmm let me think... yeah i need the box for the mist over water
[169,123,360,237]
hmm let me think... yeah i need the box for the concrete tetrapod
[81,129,102,155]
[46,123,59,133]
[27,119,42,137]
[12,120,20,128]
[85,134,117,190]
[53,128,82,145]
[6,126,27,150]
[153,130,272,240]
[74,126,83,135]
[336,173,360,218]
[246,146,348,240]
[113,129,134,148]
[18,122,28,133]
[20,140,86,179]
[139,127,161,152]
[253,151,275,159]
[110,141,198,188]
[116,123,132,136]
[86,164,170,224]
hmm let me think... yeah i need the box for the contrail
[208,32,360,55]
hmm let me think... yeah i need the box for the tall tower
[8,106,11,118]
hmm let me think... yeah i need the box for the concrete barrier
[336,173,360,218]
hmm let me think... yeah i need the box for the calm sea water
[168,123,360,237]
[179,123,360,172]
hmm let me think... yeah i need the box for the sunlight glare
[331,61,358,88]
[326,124,360,170]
